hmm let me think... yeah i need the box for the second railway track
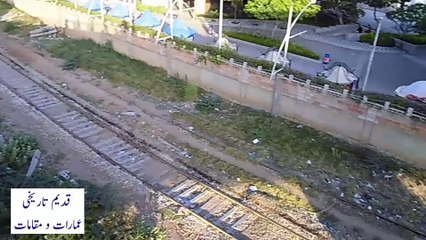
[0,50,323,239]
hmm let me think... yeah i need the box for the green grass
[136,3,167,14]
[46,39,202,102]
[225,31,320,60]
[0,2,40,35]
[172,94,426,226]
[183,145,315,211]
[359,33,396,47]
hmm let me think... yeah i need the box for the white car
[394,80,426,102]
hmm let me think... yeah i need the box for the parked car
[394,80,426,103]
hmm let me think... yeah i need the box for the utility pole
[362,17,383,92]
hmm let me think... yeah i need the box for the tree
[387,3,426,33]
[244,0,321,21]
[319,0,363,25]
[417,16,426,33]
[230,0,244,19]
[363,0,397,21]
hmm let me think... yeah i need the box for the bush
[224,31,320,60]
[394,34,426,45]
[359,33,396,47]
[0,134,38,170]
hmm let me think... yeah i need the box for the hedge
[224,31,320,60]
[394,34,426,45]
[360,33,426,46]
[359,33,396,47]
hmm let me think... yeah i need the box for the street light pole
[270,0,316,80]
[218,0,224,48]
[362,18,382,92]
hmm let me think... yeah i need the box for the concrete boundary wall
[6,0,426,168]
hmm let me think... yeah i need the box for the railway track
[0,51,323,239]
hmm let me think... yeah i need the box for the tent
[322,63,358,85]
[83,0,104,11]
[163,19,196,39]
[134,11,161,28]
[395,81,426,101]
[258,48,290,66]
[107,3,130,18]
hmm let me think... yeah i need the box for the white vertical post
[170,0,174,39]
[270,5,293,80]
[218,0,224,48]
[100,0,104,21]
[362,18,383,92]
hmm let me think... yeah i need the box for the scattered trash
[396,214,402,219]
[366,183,373,188]
[214,108,220,112]
[353,193,365,205]
[61,83,68,88]
[252,139,259,144]
[367,206,372,211]
[120,111,140,117]
[30,26,58,38]
[236,178,241,182]
[340,192,344,198]
[384,175,393,180]
[306,160,312,165]
[296,124,303,129]
[248,152,257,160]
[58,170,78,185]
[248,185,258,192]
[188,126,194,131]
[377,209,382,214]
[179,151,192,159]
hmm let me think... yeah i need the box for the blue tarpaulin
[107,3,129,18]
[83,0,103,11]
[163,19,195,40]
[134,11,161,28]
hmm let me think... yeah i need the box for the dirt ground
[0,55,228,240]
[0,33,423,240]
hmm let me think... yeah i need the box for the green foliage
[47,39,202,102]
[3,21,19,32]
[417,16,426,34]
[319,0,363,24]
[224,31,320,60]
[200,10,220,18]
[244,0,320,20]
[359,32,396,47]
[136,3,167,14]
[395,33,426,45]
[0,134,167,239]
[0,134,37,170]
[387,3,426,33]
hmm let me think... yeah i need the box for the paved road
[182,16,426,95]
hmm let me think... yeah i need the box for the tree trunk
[373,7,378,21]
[337,11,344,25]
[234,5,238,19]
